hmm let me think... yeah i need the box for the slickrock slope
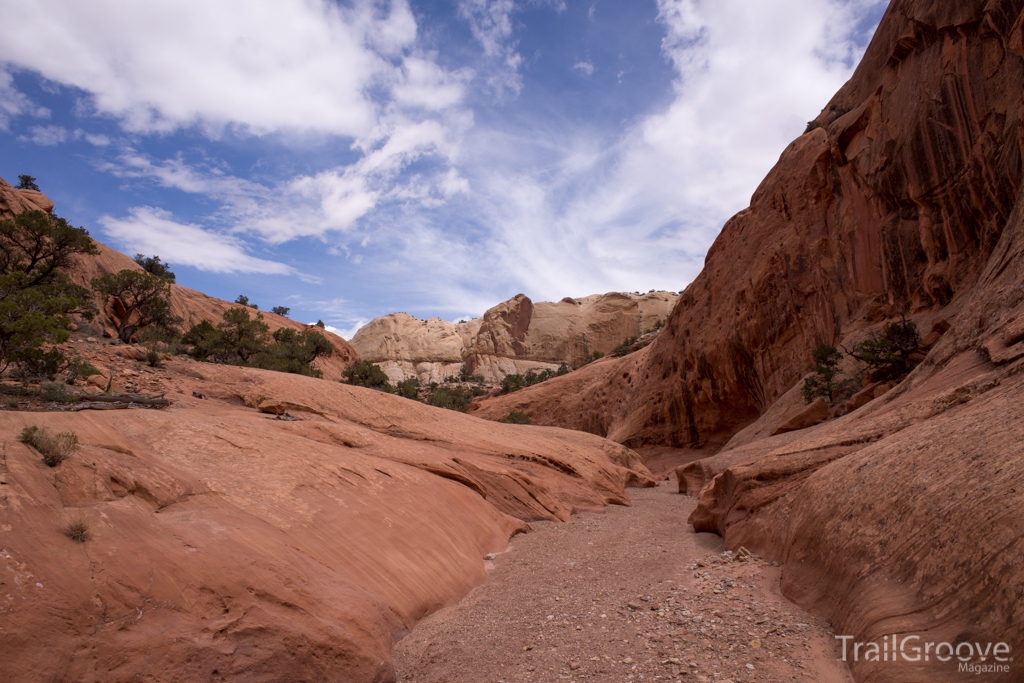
[478,0,1024,448]
[0,348,654,683]
[350,291,677,383]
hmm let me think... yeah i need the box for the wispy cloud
[98,207,294,275]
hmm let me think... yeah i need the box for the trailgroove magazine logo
[836,635,1013,674]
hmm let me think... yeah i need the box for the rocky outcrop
[0,176,54,218]
[350,291,677,383]
[477,0,1024,448]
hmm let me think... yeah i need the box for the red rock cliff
[481,0,1024,448]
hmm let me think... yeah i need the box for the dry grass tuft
[61,510,90,543]
[18,425,80,467]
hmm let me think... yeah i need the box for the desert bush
[396,377,420,399]
[250,327,332,378]
[61,510,90,543]
[499,410,531,425]
[234,295,258,309]
[92,269,181,343]
[40,381,76,403]
[846,315,922,381]
[805,120,823,133]
[64,357,101,384]
[458,365,485,383]
[19,425,79,466]
[427,386,480,412]
[342,360,393,391]
[611,336,639,357]
[132,254,175,282]
[183,310,329,376]
[271,306,290,317]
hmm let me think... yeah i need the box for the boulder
[771,398,829,435]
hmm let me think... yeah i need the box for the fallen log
[78,394,171,407]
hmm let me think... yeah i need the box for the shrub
[801,344,848,404]
[556,362,570,376]
[315,320,325,328]
[271,306,290,317]
[250,327,332,377]
[16,175,39,191]
[132,254,175,283]
[501,373,525,394]
[396,377,420,399]
[342,360,393,391]
[19,425,79,467]
[234,295,258,309]
[40,381,76,403]
[61,510,90,543]
[499,410,531,425]
[805,120,823,133]
[145,350,162,367]
[65,357,101,384]
[611,336,639,357]
[0,210,98,377]
[91,269,181,343]
[458,365,485,383]
[427,386,478,412]
[847,315,922,381]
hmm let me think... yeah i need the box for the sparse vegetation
[271,306,291,317]
[845,315,921,381]
[132,254,175,283]
[459,365,485,383]
[61,510,90,543]
[18,425,79,467]
[0,210,98,379]
[315,320,325,328]
[611,336,639,357]
[576,350,605,369]
[500,365,567,394]
[805,120,823,133]
[499,410,531,425]
[91,269,181,343]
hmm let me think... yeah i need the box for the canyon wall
[477,0,1024,448]
[350,291,677,383]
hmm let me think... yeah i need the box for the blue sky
[0,0,888,337]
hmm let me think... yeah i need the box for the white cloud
[0,0,431,137]
[573,61,595,76]
[0,69,47,130]
[26,125,68,146]
[84,132,110,146]
[425,0,888,305]
[98,207,294,275]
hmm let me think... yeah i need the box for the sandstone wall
[350,291,678,383]
[477,0,1024,448]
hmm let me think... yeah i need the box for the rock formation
[350,291,677,383]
